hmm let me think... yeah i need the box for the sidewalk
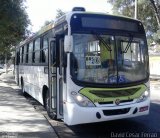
[0,71,58,138]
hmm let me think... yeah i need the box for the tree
[40,9,65,30]
[150,0,160,44]
[150,0,160,26]
[56,9,65,19]
[0,0,30,63]
[108,0,159,44]
[40,20,54,30]
[153,29,160,43]
[44,20,53,26]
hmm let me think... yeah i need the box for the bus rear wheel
[44,90,57,119]
[21,78,28,96]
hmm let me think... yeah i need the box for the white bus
[15,7,150,125]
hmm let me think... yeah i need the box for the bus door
[58,37,65,119]
[48,38,57,118]
[48,38,63,119]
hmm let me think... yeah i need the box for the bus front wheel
[44,89,57,119]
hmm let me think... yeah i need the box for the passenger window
[21,46,24,63]
[28,42,33,63]
[51,40,56,64]
[41,35,48,63]
[23,45,28,63]
[34,38,40,63]
[35,51,40,63]
[20,47,23,63]
[26,45,29,63]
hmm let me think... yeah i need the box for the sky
[25,0,112,32]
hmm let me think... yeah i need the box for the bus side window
[28,42,33,63]
[51,40,56,64]
[32,41,35,63]
[23,45,27,63]
[21,46,24,63]
[41,51,45,63]
[16,50,20,65]
[26,44,29,63]
[34,38,40,63]
[20,47,22,63]
[41,35,48,63]
[59,38,64,75]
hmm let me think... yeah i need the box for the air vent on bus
[72,7,86,12]
[89,88,141,98]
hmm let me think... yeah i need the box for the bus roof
[17,7,142,48]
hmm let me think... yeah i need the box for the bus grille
[89,88,140,98]
[103,108,130,116]
[98,99,133,105]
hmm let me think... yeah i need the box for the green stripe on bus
[79,85,146,103]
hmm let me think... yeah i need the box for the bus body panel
[19,65,48,104]
[64,98,150,125]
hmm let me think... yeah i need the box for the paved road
[0,72,58,138]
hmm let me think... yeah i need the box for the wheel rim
[45,91,49,111]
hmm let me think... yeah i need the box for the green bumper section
[79,85,147,103]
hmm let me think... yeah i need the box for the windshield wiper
[92,32,112,52]
[122,35,133,53]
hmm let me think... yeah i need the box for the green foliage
[0,0,30,61]
[108,0,160,44]
[40,20,54,30]
[44,20,53,26]
[150,0,160,26]
[153,29,160,43]
[41,9,65,29]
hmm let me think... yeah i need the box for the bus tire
[44,89,57,119]
[21,78,27,96]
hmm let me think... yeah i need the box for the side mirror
[64,35,73,52]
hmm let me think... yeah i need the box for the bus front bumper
[63,99,150,125]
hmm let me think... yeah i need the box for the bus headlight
[137,90,149,103]
[71,92,95,107]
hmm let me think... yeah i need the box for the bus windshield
[70,33,149,85]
